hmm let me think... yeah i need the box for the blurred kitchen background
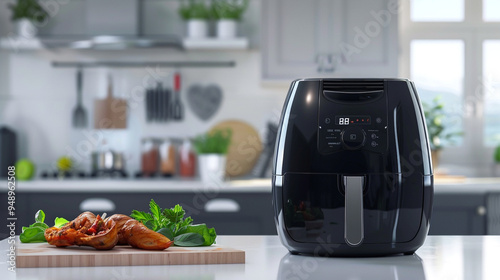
[1,0,500,238]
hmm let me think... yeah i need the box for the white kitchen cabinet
[262,0,398,81]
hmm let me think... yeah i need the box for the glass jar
[141,138,158,176]
[179,139,196,177]
[159,139,176,176]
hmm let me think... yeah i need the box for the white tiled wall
[0,48,288,174]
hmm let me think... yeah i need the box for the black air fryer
[272,79,433,256]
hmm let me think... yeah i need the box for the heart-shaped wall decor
[186,84,223,120]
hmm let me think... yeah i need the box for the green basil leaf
[54,217,69,228]
[206,227,217,246]
[20,227,46,243]
[176,226,188,236]
[184,224,217,246]
[130,210,153,222]
[35,210,45,223]
[29,222,49,230]
[144,220,156,231]
[163,204,186,224]
[133,203,216,247]
[157,228,174,240]
[181,216,193,227]
[149,199,161,221]
[174,232,205,247]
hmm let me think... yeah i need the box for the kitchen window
[483,40,500,146]
[400,0,500,174]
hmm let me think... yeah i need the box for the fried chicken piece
[45,227,87,247]
[71,211,96,230]
[119,219,174,250]
[45,212,96,247]
[45,212,173,251]
[106,214,133,245]
[44,211,118,250]
[75,219,119,250]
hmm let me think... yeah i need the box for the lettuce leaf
[183,224,216,246]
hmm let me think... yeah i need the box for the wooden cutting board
[17,242,245,268]
[94,75,127,129]
[210,120,263,177]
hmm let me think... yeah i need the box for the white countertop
[4,177,500,193]
[3,178,273,193]
[2,235,499,280]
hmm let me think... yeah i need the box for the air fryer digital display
[336,116,371,125]
[318,89,388,154]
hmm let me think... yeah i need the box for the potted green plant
[178,0,212,38]
[193,129,232,186]
[422,96,462,170]
[56,156,72,180]
[211,0,248,38]
[8,0,49,38]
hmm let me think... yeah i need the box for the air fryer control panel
[318,88,388,154]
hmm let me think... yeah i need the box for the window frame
[399,0,500,173]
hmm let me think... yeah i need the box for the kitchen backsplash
[0,48,287,175]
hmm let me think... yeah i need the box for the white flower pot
[187,20,208,39]
[16,19,38,38]
[494,164,500,177]
[198,154,226,187]
[216,19,237,39]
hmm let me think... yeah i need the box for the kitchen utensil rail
[52,61,236,68]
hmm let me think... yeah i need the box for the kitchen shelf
[51,60,236,68]
[1,36,250,51]
[0,35,181,50]
[0,37,43,50]
[182,38,249,50]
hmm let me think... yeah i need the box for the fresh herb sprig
[212,0,249,20]
[8,0,49,23]
[178,0,212,20]
[131,200,216,247]
[20,210,68,243]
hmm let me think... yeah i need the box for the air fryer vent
[323,80,384,92]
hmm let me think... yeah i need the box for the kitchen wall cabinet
[261,0,398,80]
[429,193,487,235]
[1,0,257,50]
[31,0,180,37]
[0,191,276,238]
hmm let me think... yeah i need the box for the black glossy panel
[282,173,422,244]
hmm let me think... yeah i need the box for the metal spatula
[72,68,87,128]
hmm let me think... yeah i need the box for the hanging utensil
[72,68,88,128]
[160,83,168,122]
[164,87,171,122]
[171,71,184,120]
[145,88,152,122]
[156,82,163,122]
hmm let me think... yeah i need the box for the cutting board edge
[17,249,245,268]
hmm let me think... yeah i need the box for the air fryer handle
[323,90,383,102]
[344,176,365,246]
